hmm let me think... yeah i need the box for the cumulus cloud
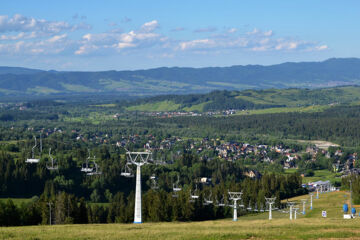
[0,14,328,57]
[0,34,70,55]
[179,39,215,50]
[178,28,327,53]
[75,20,163,55]
[0,14,90,34]
[0,14,91,56]
[140,20,159,32]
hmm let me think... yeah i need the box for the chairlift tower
[126,151,152,224]
[265,197,276,220]
[287,202,295,220]
[301,199,307,215]
[293,206,299,220]
[316,186,319,199]
[228,191,242,221]
[47,202,53,225]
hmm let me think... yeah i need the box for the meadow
[0,191,358,240]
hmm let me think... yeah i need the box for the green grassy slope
[126,86,360,112]
[1,191,358,240]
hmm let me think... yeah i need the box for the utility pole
[301,199,307,215]
[265,197,276,220]
[287,202,295,220]
[47,202,53,225]
[228,192,242,221]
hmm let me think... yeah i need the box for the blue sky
[0,0,358,70]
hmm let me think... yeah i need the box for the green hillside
[2,58,360,97]
[126,86,360,112]
[1,191,357,240]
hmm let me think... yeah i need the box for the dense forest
[0,91,359,226]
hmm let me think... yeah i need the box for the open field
[302,170,342,185]
[284,169,342,185]
[296,140,340,149]
[1,191,359,240]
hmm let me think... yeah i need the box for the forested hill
[1,58,360,96]
[125,86,360,112]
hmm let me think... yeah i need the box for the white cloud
[0,34,71,55]
[0,14,90,34]
[179,39,215,50]
[140,20,159,32]
[178,29,328,53]
[315,45,328,50]
[75,20,162,55]
[0,15,328,58]
[228,28,237,33]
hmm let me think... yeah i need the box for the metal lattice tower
[228,191,242,221]
[301,199,307,214]
[265,197,276,220]
[287,202,295,220]
[126,151,152,224]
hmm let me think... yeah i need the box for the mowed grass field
[0,191,359,240]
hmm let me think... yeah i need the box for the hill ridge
[1,58,360,97]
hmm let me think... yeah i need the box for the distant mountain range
[1,58,360,97]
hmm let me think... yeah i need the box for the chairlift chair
[204,191,213,205]
[190,185,199,199]
[216,195,226,207]
[172,175,182,197]
[260,203,264,212]
[80,156,94,173]
[189,185,199,202]
[253,203,259,212]
[172,175,182,192]
[239,199,245,208]
[120,163,134,178]
[87,156,102,176]
[150,174,159,190]
[246,202,252,211]
[26,136,40,164]
[81,149,94,173]
[46,148,58,170]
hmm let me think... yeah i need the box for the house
[245,170,262,179]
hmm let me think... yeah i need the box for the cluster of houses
[20,123,359,179]
[122,109,239,118]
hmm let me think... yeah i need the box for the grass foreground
[0,191,359,240]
